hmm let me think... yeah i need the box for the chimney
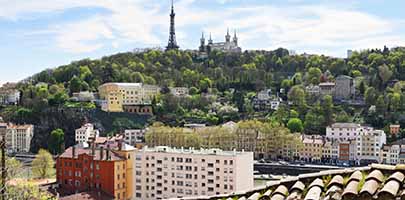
[118,140,123,151]
[72,145,76,158]
[91,137,96,156]
[100,147,104,160]
[106,149,110,160]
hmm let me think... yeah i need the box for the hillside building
[75,123,99,144]
[5,124,34,153]
[98,83,160,114]
[199,30,241,54]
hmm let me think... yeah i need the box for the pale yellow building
[300,136,324,162]
[98,83,160,114]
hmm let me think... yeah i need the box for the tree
[199,77,213,93]
[69,76,82,93]
[6,182,56,199]
[364,87,377,106]
[336,111,350,122]
[322,95,334,126]
[378,64,393,87]
[287,118,304,133]
[112,118,141,133]
[288,86,306,107]
[376,95,387,114]
[48,129,65,154]
[307,67,322,85]
[32,149,55,179]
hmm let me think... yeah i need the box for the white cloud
[1,0,403,56]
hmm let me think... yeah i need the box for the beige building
[300,135,324,162]
[6,124,34,153]
[133,146,253,199]
[98,83,160,114]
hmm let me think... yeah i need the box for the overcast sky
[1,0,405,83]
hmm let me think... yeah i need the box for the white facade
[326,123,373,141]
[75,123,99,143]
[356,130,386,162]
[0,90,20,105]
[133,146,253,200]
[5,124,34,153]
[380,145,400,165]
[123,129,145,146]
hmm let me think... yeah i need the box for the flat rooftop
[139,146,251,157]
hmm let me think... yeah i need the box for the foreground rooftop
[176,164,405,200]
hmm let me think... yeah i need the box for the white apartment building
[133,146,253,200]
[380,145,400,165]
[5,124,34,153]
[356,130,386,162]
[326,123,373,141]
[123,129,145,146]
[75,123,99,143]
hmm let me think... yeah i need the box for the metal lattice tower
[166,0,179,51]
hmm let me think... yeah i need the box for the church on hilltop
[199,29,242,53]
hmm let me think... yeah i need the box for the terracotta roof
[178,164,405,200]
[58,146,125,161]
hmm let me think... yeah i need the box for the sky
[1,0,405,83]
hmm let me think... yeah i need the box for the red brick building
[56,144,134,200]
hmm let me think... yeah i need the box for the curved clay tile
[327,175,344,189]
[365,170,384,183]
[270,194,285,200]
[259,190,272,200]
[359,179,380,199]
[342,180,359,199]
[290,181,306,193]
[326,185,343,195]
[308,178,324,190]
[286,191,302,200]
[348,171,363,182]
[272,185,288,197]
[386,171,405,183]
[248,193,261,200]
[400,189,405,200]
[324,192,342,200]
[377,180,400,200]
[304,186,322,200]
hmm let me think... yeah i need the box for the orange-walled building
[56,143,134,200]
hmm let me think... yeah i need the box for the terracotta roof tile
[290,181,305,192]
[304,186,322,200]
[327,175,344,189]
[247,193,260,200]
[186,164,405,200]
[386,171,405,183]
[365,170,384,182]
[377,180,400,200]
[270,194,284,200]
[272,185,288,197]
[308,178,324,189]
[348,170,363,182]
[359,179,380,197]
[342,180,359,198]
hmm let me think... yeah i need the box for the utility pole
[0,123,7,200]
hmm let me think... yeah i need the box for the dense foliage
[2,46,405,151]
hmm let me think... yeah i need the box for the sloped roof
[178,164,405,200]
